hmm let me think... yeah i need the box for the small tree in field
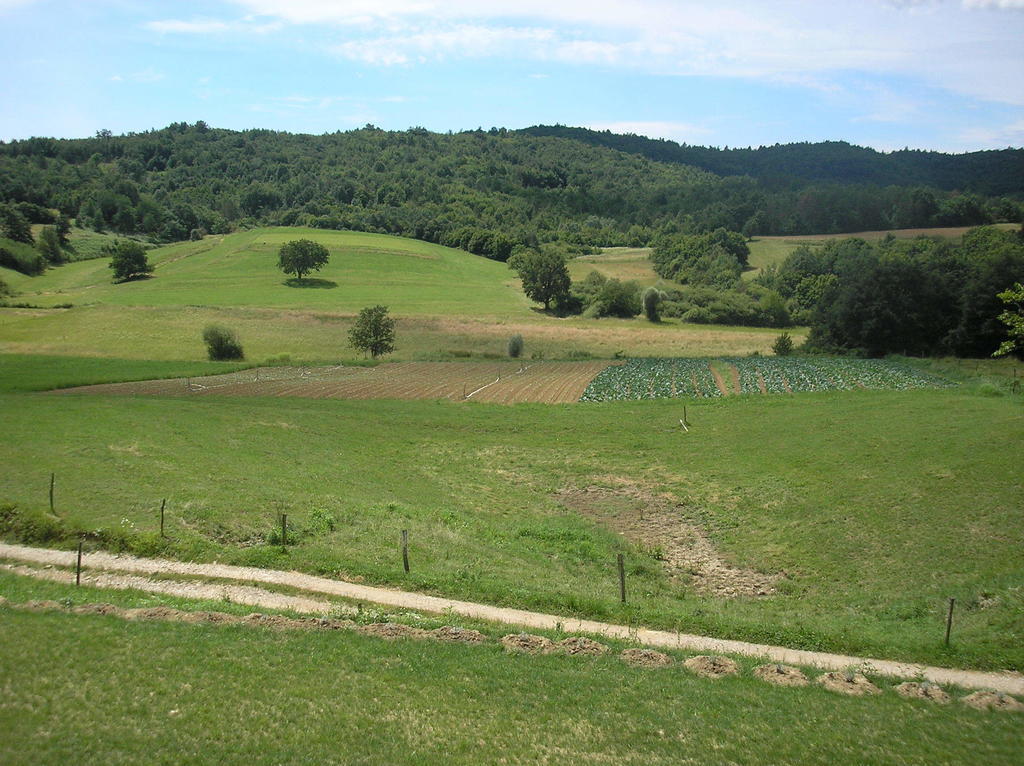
[106,239,153,282]
[349,305,395,358]
[772,332,794,356]
[278,238,330,281]
[642,287,663,322]
[202,324,244,360]
[507,334,524,358]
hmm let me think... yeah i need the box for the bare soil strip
[52,361,612,405]
[1,542,1021,695]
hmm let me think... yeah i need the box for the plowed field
[54,361,616,405]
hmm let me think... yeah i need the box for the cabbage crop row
[580,357,951,401]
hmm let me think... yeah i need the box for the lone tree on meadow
[278,238,330,282]
[349,305,395,358]
[508,249,570,311]
[106,239,153,282]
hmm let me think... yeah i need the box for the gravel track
[1,542,1020,694]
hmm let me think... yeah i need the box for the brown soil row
[52,361,614,405]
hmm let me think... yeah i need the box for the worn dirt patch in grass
[555,478,780,598]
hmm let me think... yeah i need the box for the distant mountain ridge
[518,125,1024,196]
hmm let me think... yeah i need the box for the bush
[772,332,795,356]
[202,324,245,360]
[0,241,46,275]
[508,334,524,358]
[106,239,153,282]
[642,287,662,322]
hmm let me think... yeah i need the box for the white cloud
[145,17,282,35]
[957,119,1024,147]
[963,0,1024,9]
[587,121,713,144]
[221,1,1024,105]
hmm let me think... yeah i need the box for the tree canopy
[278,239,330,281]
[508,249,570,310]
[348,305,395,358]
[106,239,153,282]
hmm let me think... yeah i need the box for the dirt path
[1,542,1020,694]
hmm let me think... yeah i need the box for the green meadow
[1,574,1020,766]
[5,228,528,315]
[1,225,1021,680]
[2,384,1021,671]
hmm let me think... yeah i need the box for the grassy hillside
[0,227,795,362]
[8,228,528,315]
[2,385,1021,671]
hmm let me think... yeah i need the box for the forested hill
[1,123,1021,260]
[519,125,1024,197]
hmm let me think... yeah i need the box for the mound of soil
[431,626,487,644]
[357,622,430,640]
[817,672,881,696]
[684,655,740,678]
[753,663,809,687]
[501,633,556,654]
[895,682,951,704]
[71,603,125,617]
[22,599,63,611]
[620,648,673,668]
[123,606,191,622]
[305,616,354,631]
[242,613,310,629]
[556,636,609,656]
[0,595,8,608]
[960,691,1024,712]
[186,610,242,625]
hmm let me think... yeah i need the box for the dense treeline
[757,226,1024,357]
[521,125,1024,197]
[1,123,1020,267]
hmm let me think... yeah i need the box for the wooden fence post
[76,538,83,586]
[401,529,410,573]
[617,553,626,604]
[945,597,956,646]
[49,472,55,514]
[159,498,166,538]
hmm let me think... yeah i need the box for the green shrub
[772,332,795,356]
[202,325,245,361]
[642,287,662,322]
[508,334,524,358]
[0,239,46,275]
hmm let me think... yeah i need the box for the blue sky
[1,0,1022,152]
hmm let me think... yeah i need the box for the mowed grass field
[2,379,1021,672]
[745,222,1020,278]
[3,227,528,314]
[1,228,794,361]
[1,574,1021,766]
[569,247,664,286]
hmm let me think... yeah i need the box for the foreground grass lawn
[0,577,1020,766]
[2,384,1021,671]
